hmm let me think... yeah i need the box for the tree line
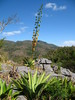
[44,46,75,72]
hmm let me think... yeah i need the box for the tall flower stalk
[32,4,43,58]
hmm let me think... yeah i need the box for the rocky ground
[0,58,75,100]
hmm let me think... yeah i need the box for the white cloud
[62,41,75,46]
[58,6,66,10]
[3,31,21,36]
[3,26,28,36]
[45,2,56,9]
[45,2,66,11]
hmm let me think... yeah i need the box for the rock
[17,66,33,73]
[35,58,52,71]
[17,96,26,100]
[17,66,75,83]
[71,72,75,83]
[50,73,65,79]
[17,66,28,73]
[60,67,71,77]
[44,65,53,73]
[1,64,12,71]
[37,58,52,64]
[52,66,58,72]
[17,66,40,75]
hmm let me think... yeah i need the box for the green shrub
[42,78,75,100]
[45,47,75,72]
[12,71,50,100]
[23,57,35,69]
[0,74,74,100]
[12,71,75,100]
[0,79,15,100]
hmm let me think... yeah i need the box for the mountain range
[1,40,57,63]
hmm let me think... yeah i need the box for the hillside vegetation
[0,40,57,63]
[44,46,75,72]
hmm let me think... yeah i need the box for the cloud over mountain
[63,41,75,46]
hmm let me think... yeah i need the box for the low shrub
[23,57,35,69]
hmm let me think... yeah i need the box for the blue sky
[0,0,75,46]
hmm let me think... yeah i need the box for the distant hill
[1,40,58,63]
